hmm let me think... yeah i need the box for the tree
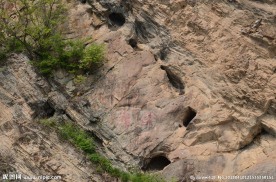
[0,0,105,75]
[0,0,66,59]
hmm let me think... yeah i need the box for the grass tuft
[40,120,166,182]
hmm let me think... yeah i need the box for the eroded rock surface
[1,0,276,181]
[0,54,110,181]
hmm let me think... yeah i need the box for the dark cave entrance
[29,101,55,119]
[143,156,171,171]
[183,107,197,127]
[109,12,126,26]
[128,38,138,48]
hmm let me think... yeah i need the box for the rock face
[0,0,276,181]
[0,54,108,181]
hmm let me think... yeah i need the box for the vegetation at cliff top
[40,119,166,182]
[0,0,104,75]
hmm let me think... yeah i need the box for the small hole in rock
[80,0,86,3]
[29,101,55,119]
[160,47,169,60]
[128,38,137,48]
[109,12,125,26]
[183,107,197,127]
[144,156,171,171]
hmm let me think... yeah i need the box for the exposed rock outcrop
[0,54,108,181]
[0,0,276,181]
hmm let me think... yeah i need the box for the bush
[59,123,95,154]
[74,75,87,84]
[0,50,6,60]
[80,44,105,71]
[33,39,83,75]
[31,39,104,75]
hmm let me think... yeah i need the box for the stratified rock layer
[0,0,275,181]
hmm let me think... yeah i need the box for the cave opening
[143,156,171,171]
[183,107,197,127]
[29,101,56,119]
[109,12,126,26]
[128,38,137,48]
[42,102,56,118]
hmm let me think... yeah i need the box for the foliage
[40,118,56,127]
[0,50,6,60]
[74,75,87,84]
[0,0,66,58]
[33,38,85,75]
[40,120,166,182]
[59,123,95,154]
[0,0,104,75]
[34,40,104,75]
[80,43,105,71]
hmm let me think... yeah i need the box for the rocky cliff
[0,0,275,181]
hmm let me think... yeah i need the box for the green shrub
[120,172,131,182]
[0,50,6,60]
[80,44,105,71]
[40,121,165,182]
[40,118,56,127]
[59,123,95,154]
[33,40,104,75]
[61,122,166,182]
[34,57,59,75]
[58,40,85,73]
[74,75,87,84]
[6,38,25,54]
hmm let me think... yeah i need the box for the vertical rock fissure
[160,65,185,94]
